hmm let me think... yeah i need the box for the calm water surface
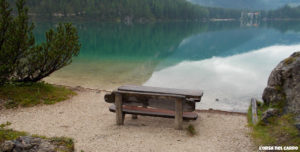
[35,21,300,112]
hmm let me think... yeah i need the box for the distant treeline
[264,5,300,19]
[9,0,300,22]
[10,0,241,21]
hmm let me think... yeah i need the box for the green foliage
[248,102,300,146]
[17,23,81,82]
[49,137,75,152]
[0,122,27,143]
[186,124,197,136]
[266,5,300,19]
[251,114,300,146]
[0,0,14,84]
[0,0,35,83]
[0,0,81,84]
[0,82,76,108]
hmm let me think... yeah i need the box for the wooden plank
[251,98,258,125]
[105,93,196,112]
[175,98,183,130]
[109,105,198,120]
[115,90,186,99]
[118,85,203,99]
[115,93,124,125]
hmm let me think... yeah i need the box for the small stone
[261,108,280,123]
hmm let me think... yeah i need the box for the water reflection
[38,21,300,112]
[145,44,300,112]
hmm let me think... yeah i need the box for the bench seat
[109,105,198,120]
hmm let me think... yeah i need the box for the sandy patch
[0,89,255,152]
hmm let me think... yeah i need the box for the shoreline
[50,82,248,115]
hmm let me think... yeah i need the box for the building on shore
[240,11,261,27]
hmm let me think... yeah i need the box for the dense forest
[8,0,300,22]
[10,0,241,21]
[265,5,300,19]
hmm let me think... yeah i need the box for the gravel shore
[0,89,255,152]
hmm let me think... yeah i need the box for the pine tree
[0,0,81,84]
[0,0,14,83]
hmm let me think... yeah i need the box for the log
[105,92,196,112]
[251,98,258,125]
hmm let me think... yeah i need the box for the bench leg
[122,113,126,124]
[132,114,138,119]
[175,98,183,130]
[115,93,124,125]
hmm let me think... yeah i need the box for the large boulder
[0,136,73,152]
[262,51,300,124]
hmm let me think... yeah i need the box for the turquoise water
[35,21,300,112]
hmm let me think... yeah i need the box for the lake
[35,21,300,113]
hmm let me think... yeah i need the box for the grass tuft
[0,82,76,109]
[248,101,300,146]
[186,124,197,136]
[49,137,75,152]
[0,122,27,143]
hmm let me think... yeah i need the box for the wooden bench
[104,85,203,130]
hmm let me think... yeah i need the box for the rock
[294,116,300,130]
[14,136,41,150]
[1,140,15,152]
[262,52,300,111]
[261,108,280,123]
[0,136,56,152]
[262,51,300,125]
[38,141,56,152]
[74,86,85,91]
